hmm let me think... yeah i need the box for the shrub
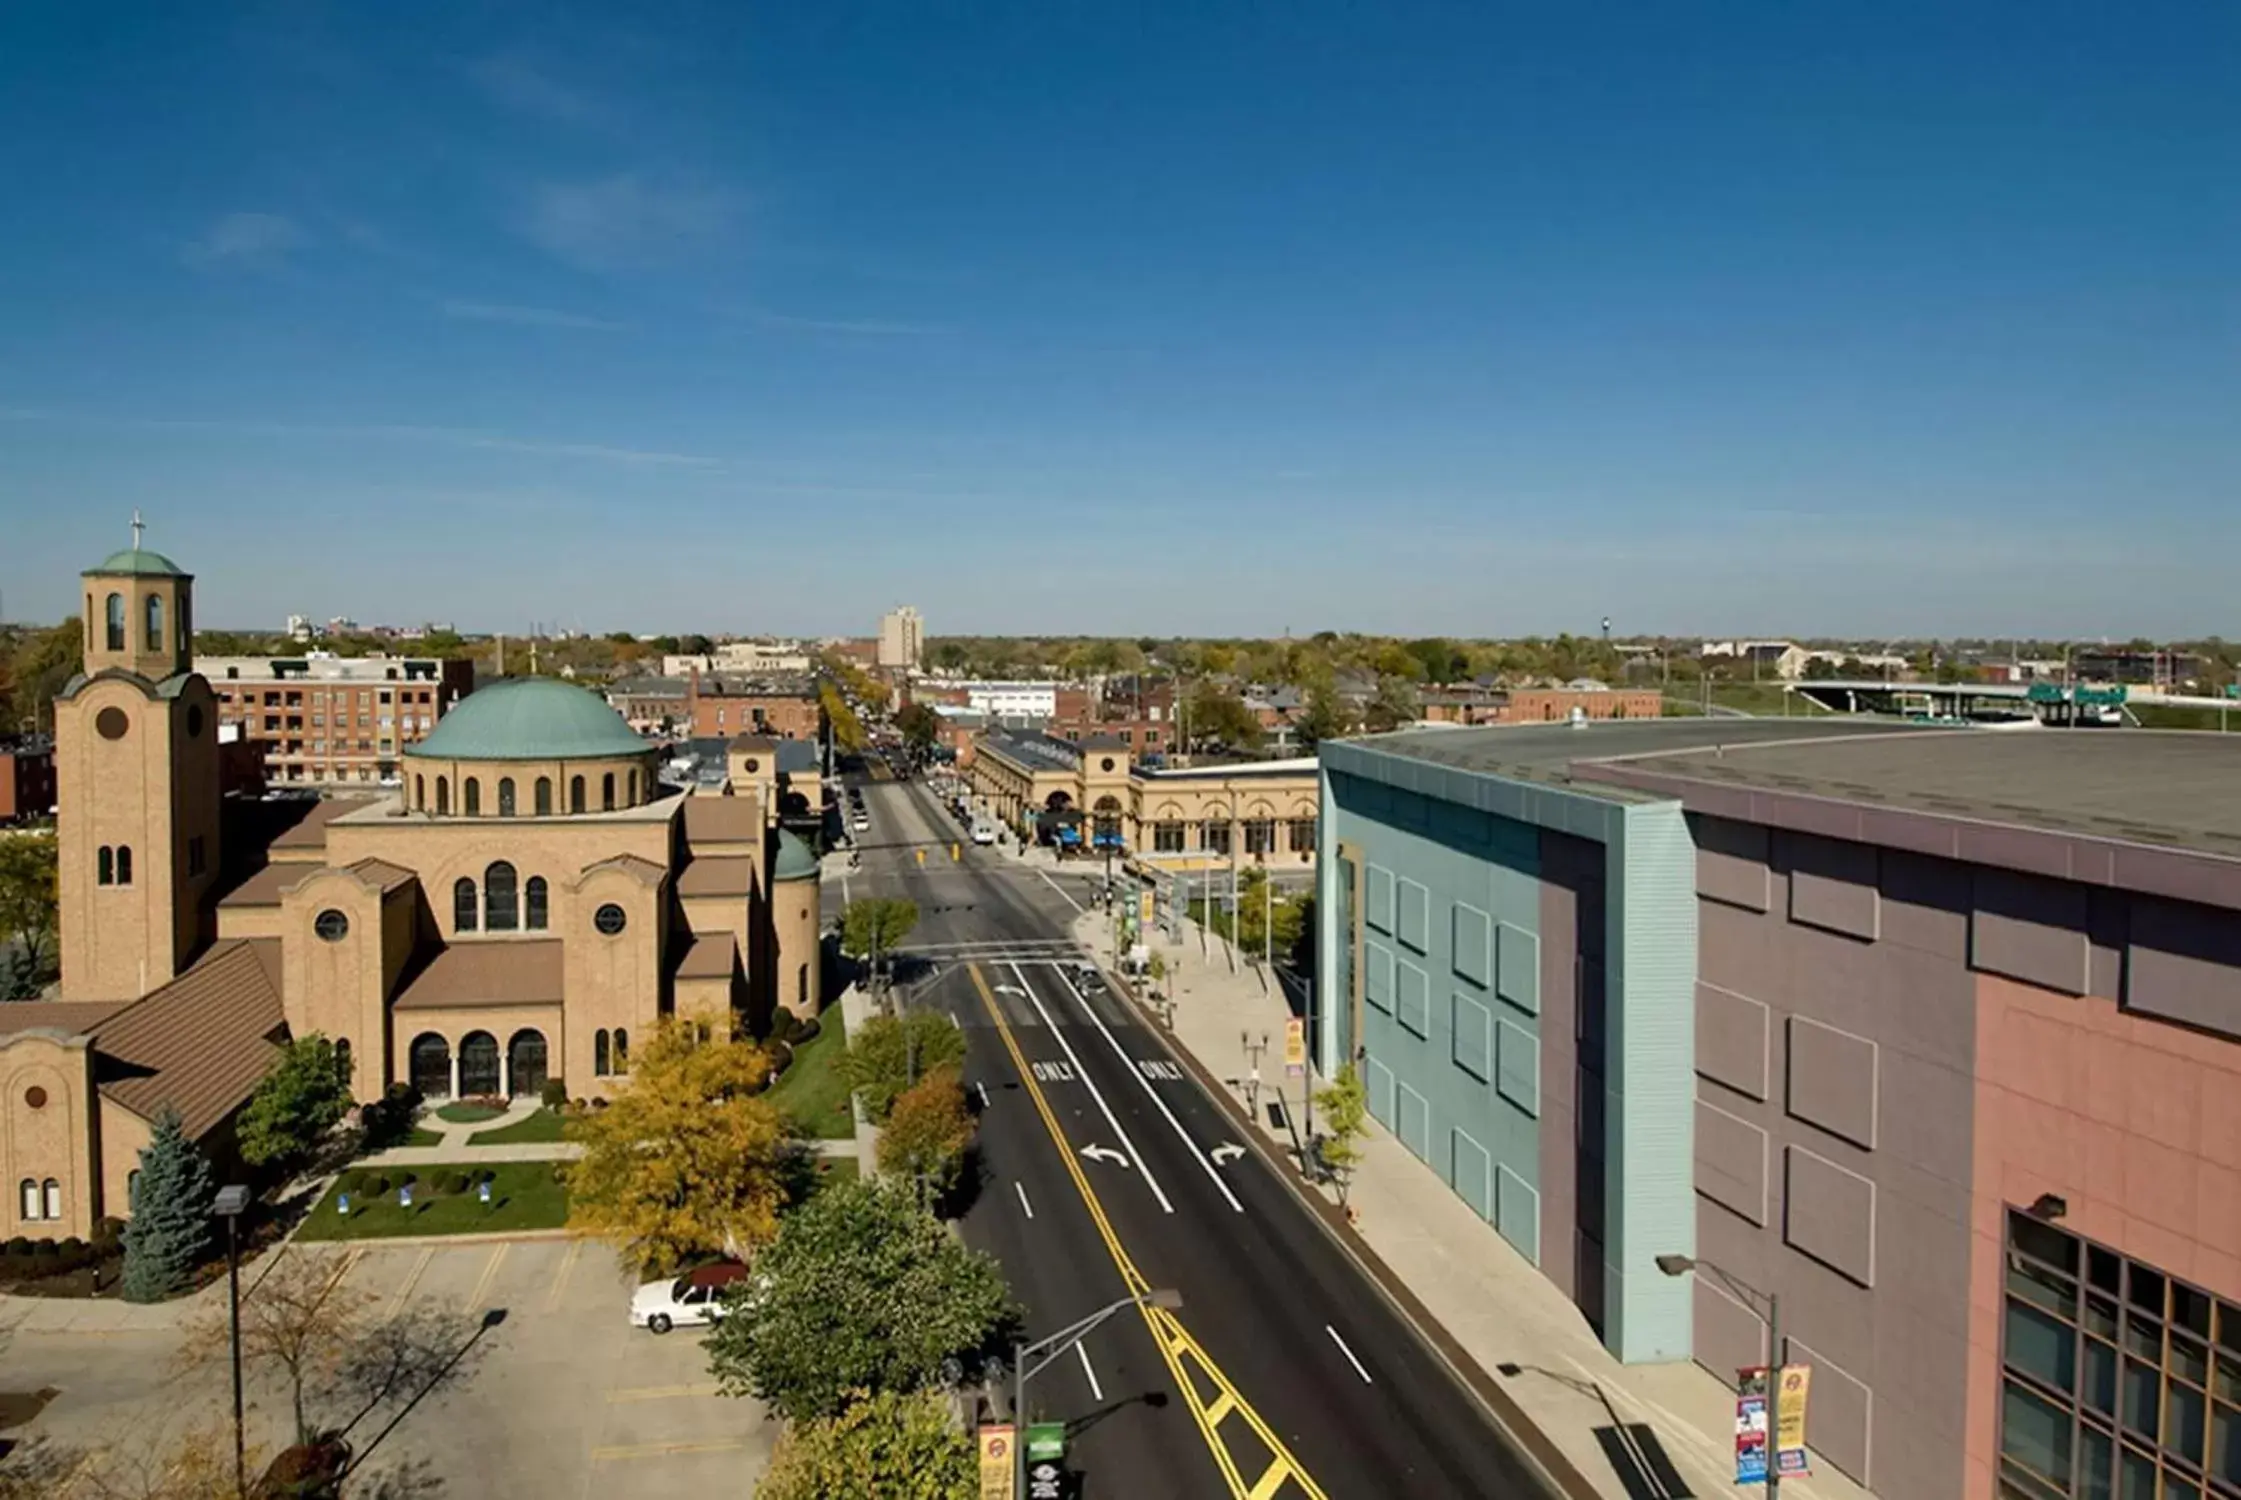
[540,1079,569,1110]
[94,1216,126,1244]
[361,1174,391,1198]
[767,1040,794,1077]
[771,1009,802,1043]
[436,1172,469,1196]
[333,1170,362,1196]
[572,1097,588,1112]
[795,1017,821,1045]
[396,1171,417,1188]
[60,1236,84,1256]
[5,1235,29,1256]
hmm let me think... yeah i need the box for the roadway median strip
[969,962,1327,1500]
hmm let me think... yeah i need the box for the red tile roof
[394,941,566,1011]
[93,940,286,1139]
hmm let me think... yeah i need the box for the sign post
[1734,1367,1770,1487]
[1025,1422,1066,1499]
[1774,1363,1812,1478]
[978,1425,1014,1500]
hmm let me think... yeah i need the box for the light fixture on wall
[2027,1193,2069,1221]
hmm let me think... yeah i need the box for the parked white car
[630,1263,755,1333]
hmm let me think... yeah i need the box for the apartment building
[197,654,475,788]
[878,606,924,670]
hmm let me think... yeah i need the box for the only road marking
[1079,1144,1130,1168]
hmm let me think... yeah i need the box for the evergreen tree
[121,1105,216,1303]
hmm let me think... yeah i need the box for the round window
[1100,757,1116,772]
[594,903,628,936]
[186,704,205,738]
[744,758,761,774]
[23,1086,47,1111]
[314,909,350,942]
[96,707,129,740]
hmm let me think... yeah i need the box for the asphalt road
[840,767,1555,1500]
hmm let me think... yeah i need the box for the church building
[1,534,821,1240]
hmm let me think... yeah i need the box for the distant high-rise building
[878,606,923,670]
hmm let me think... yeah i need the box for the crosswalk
[898,937,1083,964]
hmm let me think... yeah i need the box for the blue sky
[2,2,2233,639]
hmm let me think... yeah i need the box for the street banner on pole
[1284,1016,1306,1077]
[1140,888,1155,933]
[1734,1367,1770,1485]
[1026,1423,1066,1463]
[978,1426,1014,1500]
[1774,1363,1813,1476]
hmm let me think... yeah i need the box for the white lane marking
[975,1082,991,1109]
[841,875,852,906]
[1211,1144,1245,1165]
[1046,962,1245,1214]
[1079,1145,1129,1168]
[1327,1325,1374,1384]
[1076,1340,1105,1401]
[1007,962,1173,1214]
[1014,1181,1034,1220]
[1035,866,1085,913]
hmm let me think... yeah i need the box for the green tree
[236,1034,353,1172]
[1293,685,1352,750]
[755,1389,977,1500]
[894,701,942,756]
[7,619,81,737]
[0,833,59,996]
[1361,675,1420,732]
[120,1107,215,1303]
[874,1066,974,1204]
[1315,1062,1370,1207]
[1184,682,1264,751]
[837,1010,965,1122]
[839,897,918,993]
[706,1176,1015,1421]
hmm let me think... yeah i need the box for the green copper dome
[409,678,650,762]
[84,548,189,578]
[771,829,819,882]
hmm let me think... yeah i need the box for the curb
[1101,956,1608,1500]
[291,1227,586,1251]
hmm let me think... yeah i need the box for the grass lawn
[434,1100,505,1125]
[295,1161,569,1241]
[768,1012,853,1140]
[467,1109,570,1146]
[404,1126,443,1147]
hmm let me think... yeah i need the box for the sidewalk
[1075,908,1875,1500]
[836,982,883,1166]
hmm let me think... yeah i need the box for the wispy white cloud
[469,53,596,123]
[0,408,715,468]
[518,174,736,271]
[441,299,631,332]
[738,308,941,337]
[181,212,307,271]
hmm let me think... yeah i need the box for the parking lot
[1,1236,777,1497]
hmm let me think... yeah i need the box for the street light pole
[1010,1288,1182,1500]
[1657,1253,1780,1500]
[213,1183,252,1499]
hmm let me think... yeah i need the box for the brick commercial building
[197,653,475,789]
[0,739,56,822]
[1416,683,1665,726]
[1317,720,2241,1500]
[605,673,821,742]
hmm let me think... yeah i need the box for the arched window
[334,1037,353,1093]
[498,778,516,817]
[415,774,425,809]
[569,776,585,814]
[627,769,638,804]
[525,876,548,931]
[485,862,519,931]
[799,963,809,1008]
[105,592,124,652]
[601,772,615,811]
[145,594,164,651]
[98,846,114,886]
[18,1180,36,1220]
[42,1180,60,1221]
[437,777,451,816]
[128,1169,142,1213]
[594,1029,611,1077]
[84,596,92,651]
[464,778,481,817]
[535,777,552,816]
[453,876,478,932]
[115,846,132,885]
[614,1028,629,1072]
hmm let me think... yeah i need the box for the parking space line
[464,1244,509,1313]
[386,1247,435,1319]
[590,1439,748,1462]
[606,1382,723,1403]
[543,1238,582,1314]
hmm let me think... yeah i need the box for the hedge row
[332,1167,497,1200]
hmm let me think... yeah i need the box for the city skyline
[2,2,2234,637]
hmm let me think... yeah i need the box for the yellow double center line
[970,964,1326,1500]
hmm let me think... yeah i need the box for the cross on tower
[130,510,146,550]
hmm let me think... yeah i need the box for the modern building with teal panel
[1318,719,1731,1365]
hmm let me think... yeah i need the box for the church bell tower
[53,517,221,1000]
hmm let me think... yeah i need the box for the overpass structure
[1788,679,2237,727]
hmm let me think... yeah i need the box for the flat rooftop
[1356,717,1929,790]
[1589,729,2241,857]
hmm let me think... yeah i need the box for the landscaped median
[765,1006,850,1139]
[294,1161,569,1241]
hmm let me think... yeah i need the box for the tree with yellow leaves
[565,1020,797,1272]
[875,1065,974,1206]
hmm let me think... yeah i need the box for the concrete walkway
[836,982,883,1167]
[1078,907,1877,1500]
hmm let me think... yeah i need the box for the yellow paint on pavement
[464,1243,509,1313]
[542,1237,582,1314]
[385,1247,435,1320]
[968,963,1325,1500]
[605,1382,723,1403]
[590,1438,748,1462]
